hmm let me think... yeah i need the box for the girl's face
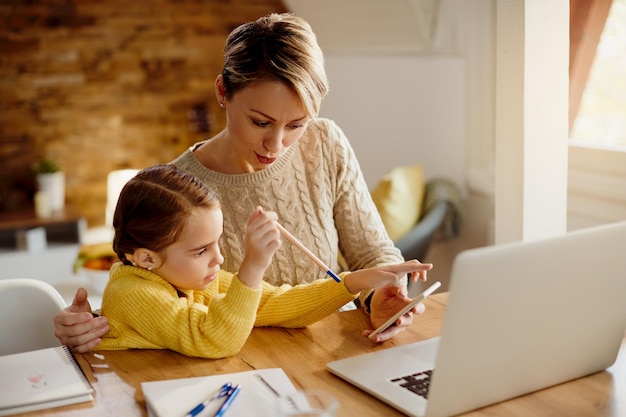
[154,207,224,291]
[221,79,310,173]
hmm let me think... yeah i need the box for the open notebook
[142,368,297,417]
[328,221,626,417]
[0,345,94,416]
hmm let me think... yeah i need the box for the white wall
[320,56,465,190]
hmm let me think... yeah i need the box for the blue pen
[185,382,232,417]
[214,384,241,417]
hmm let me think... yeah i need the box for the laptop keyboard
[390,369,433,399]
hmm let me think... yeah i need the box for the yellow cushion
[370,165,425,241]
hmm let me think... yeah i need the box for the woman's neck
[193,130,249,174]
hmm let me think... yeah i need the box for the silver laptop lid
[426,221,626,417]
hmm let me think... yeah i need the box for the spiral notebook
[0,345,94,416]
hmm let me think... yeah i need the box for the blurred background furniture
[370,165,463,295]
[84,169,139,245]
[370,165,463,263]
[0,278,66,355]
[394,178,463,262]
[0,209,85,285]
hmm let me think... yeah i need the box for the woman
[54,13,431,352]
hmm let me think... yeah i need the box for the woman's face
[222,79,310,173]
[154,207,224,291]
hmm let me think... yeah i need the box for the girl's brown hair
[112,164,220,264]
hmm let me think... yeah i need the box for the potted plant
[33,157,65,213]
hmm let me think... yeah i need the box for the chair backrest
[0,279,67,355]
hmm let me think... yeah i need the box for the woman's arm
[326,119,405,272]
[53,287,109,352]
[320,120,436,342]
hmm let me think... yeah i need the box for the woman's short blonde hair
[222,13,329,117]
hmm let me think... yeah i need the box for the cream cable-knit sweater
[172,118,404,306]
[99,264,357,358]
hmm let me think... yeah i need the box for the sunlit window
[570,0,626,147]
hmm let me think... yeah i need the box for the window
[570,0,626,147]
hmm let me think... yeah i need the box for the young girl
[97,165,431,358]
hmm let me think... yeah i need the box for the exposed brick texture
[0,0,287,226]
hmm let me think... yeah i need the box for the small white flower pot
[37,171,65,212]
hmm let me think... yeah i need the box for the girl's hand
[238,207,281,288]
[343,260,433,294]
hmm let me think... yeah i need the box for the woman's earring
[218,101,224,108]
[147,265,154,271]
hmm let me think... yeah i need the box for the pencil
[275,222,342,283]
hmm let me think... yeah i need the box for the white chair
[0,279,67,355]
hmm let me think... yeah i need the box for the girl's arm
[254,260,431,328]
[254,275,356,328]
[100,268,262,358]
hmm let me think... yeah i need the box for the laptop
[327,221,626,417]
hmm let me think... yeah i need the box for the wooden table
[17,293,626,417]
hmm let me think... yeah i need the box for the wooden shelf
[0,207,85,249]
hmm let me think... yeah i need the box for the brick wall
[0,0,287,226]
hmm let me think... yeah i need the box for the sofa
[370,165,462,263]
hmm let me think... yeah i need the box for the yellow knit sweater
[98,264,357,358]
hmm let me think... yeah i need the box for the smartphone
[368,281,442,340]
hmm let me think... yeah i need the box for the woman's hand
[362,260,433,343]
[53,287,109,353]
[238,207,282,288]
